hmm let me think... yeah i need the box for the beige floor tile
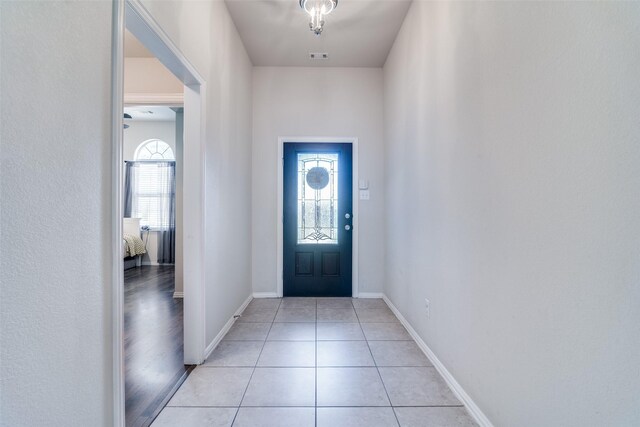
[360,323,412,341]
[204,341,263,367]
[238,307,277,323]
[368,341,432,367]
[317,367,390,407]
[257,341,315,367]
[317,341,375,367]
[317,407,399,427]
[267,322,316,341]
[317,308,358,322]
[242,367,315,406]
[317,323,365,340]
[379,367,461,406]
[233,407,315,427]
[317,298,354,309]
[356,308,398,323]
[394,407,478,427]
[167,367,252,407]
[352,298,388,309]
[151,407,236,427]
[224,323,271,341]
[280,297,317,308]
[274,307,317,322]
[246,298,281,310]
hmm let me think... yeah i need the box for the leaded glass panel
[297,153,339,244]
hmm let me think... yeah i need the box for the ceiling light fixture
[300,0,337,36]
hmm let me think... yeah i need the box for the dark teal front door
[283,143,353,297]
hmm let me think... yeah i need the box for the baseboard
[382,295,494,427]
[357,292,384,298]
[203,294,253,361]
[253,292,279,298]
[173,291,184,299]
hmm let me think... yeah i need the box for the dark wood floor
[125,265,190,427]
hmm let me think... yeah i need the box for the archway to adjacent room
[112,1,207,425]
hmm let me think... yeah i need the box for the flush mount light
[300,0,338,36]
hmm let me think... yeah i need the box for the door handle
[345,225,351,231]
[345,213,351,219]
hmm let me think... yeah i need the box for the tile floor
[151,298,478,427]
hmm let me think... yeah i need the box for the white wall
[0,3,113,426]
[123,119,176,161]
[123,120,176,266]
[383,1,640,426]
[252,67,385,296]
[139,0,254,346]
[124,57,183,95]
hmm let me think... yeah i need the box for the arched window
[134,139,174,160]
[126,139,175,231]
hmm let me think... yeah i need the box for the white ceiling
[125,29,154,58]
[225,0,412,67]
[124,106,176,121]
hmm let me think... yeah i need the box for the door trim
[277,137,359,298]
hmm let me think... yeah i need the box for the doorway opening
[112,1,207,425]
[122,103,185,426]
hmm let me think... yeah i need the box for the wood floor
[125,265,192,427]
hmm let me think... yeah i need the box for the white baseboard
[203,294,253,361]
[253,292,279,298]
[173,291,184,298]
[357,292,384,298]
[382,295,494,427]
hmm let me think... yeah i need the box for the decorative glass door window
[297,152,339,244]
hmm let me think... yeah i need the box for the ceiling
[125,29,154,58]
[225,0,412,67]
[124,106,176,121]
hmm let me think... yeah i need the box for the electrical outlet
[424,298,430,319]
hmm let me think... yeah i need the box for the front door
[283,142,353,297]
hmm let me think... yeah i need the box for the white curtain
[124,161,176,263]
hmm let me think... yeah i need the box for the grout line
[165,404,464,409]
[230,298,282,426]
[354,307,402,427]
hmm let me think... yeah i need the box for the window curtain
[124,161,137,218]
[124,161,176,264]
[156,162,176,264]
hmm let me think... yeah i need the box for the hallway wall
[252,67,385,296]
[140,0,254,347]
[383,1,640,426]
[0,3,114,426]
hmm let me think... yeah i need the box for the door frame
[277,137,359,298]
[112,1,208,424]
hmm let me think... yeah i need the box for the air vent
[309,52,329,60]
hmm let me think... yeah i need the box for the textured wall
[140,0,254,346]
[0,2,113,426]
[252,67,385,296]
[383,1,640,425]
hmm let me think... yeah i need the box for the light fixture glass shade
[300,0,338,36]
